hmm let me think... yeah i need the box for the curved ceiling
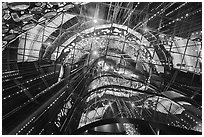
[2,2,202,74]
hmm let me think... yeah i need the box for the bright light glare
[144,28,149,32]
[92,50,99,58]
[131,103,135,107]
[103,64,110,71]
[93,19,98,23]
[92,50,98,56]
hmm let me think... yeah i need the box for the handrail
[8,80,69,135]
[72,117,201,135]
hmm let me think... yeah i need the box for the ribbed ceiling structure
[2,2,202,135]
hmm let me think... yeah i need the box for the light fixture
[131,102,135,107]
[144,27,149,32]
[93,19,98,23]
[103,64,110,71]
[92,50,99,57]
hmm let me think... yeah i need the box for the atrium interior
[2,2,202,135]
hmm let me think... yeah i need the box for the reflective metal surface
[2,2,202,135]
